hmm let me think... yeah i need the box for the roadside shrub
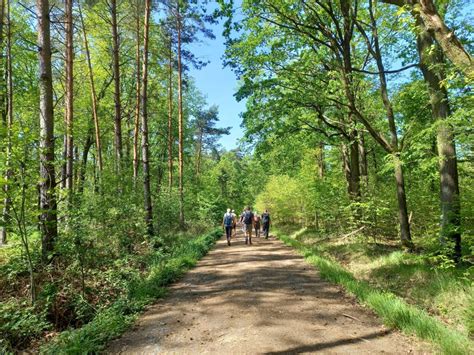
[0,300,50,351]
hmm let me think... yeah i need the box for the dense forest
[0,0,472,353]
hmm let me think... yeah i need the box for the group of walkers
[222,207,271,246]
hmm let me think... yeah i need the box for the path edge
[276,229,472,355]
[39,228,222,355]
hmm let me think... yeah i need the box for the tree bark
[348,129,361,201]
[79,2,103,172]
[0,0,11,245]
[359,133,368,186]
[78,132,93,194]
[177,1,185,228]
[416,0,473,79]
[366,0,412,247]
[381,0,473,78]
[339,1,362,206]
[417,21,461,261]
[37,0,58,262]
[110,0,122,170]
[167,37,173,191]
[141,0,154,235]
[64,0,74,195]
[341,144,351,195]
[133,0,141,182]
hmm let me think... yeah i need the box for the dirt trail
[108,229,427,354]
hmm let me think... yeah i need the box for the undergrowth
[0,228,221,354]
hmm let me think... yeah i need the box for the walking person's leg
[263,222,269,239]
[225,226,232,245]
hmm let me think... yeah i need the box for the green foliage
[40,228,221,354]
[0,300,50,352]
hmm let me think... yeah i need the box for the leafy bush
[40,228,221,354]
[0,300,50,352]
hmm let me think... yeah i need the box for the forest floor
[107,228,428,354]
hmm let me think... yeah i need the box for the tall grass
[279,233,473,354]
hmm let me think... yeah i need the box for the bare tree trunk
[167,37,173,191]
[37,0,58,262]
[110,0,122,170]
[416,0,473,78]
[73,145,79,186]
[177,2,185,228]
[0,0,11,245]
[64,0,74,195]
[381,0,472,78]
[141,0,153,235]
[341,144,351,195]
[366,0,412,247]
[79,2,103,172]
[417,21,461,261]
[359,133,368,187]
[133,1,140,182]
[348,129,361,201]
[78,132,93,194]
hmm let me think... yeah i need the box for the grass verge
[39,228,222,354]
[278,230,473,355]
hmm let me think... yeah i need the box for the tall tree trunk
[340,1,361,205]
[110,0,122,170]
[141,0,153,235]
[177,1,185,228]
[167,37,173,191]
[133,1,140,182]
[79,2,103,172]
[348,129,361,201]
[0,0,11,245]
[78,132,93,194]
[417,21,461,261]
[37,0,58,262]
[415,0,473,79]
[64,0,74,195]
[367,0,412,247]
[341,144,351,194]
[359,133,368,187]
[382,0,473,78]
[73,145,79,187]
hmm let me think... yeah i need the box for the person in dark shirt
[242,206,254,245]
[261,209,271,239]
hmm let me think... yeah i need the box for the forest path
[107,228,426,354]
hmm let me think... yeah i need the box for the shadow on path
[107,229,424,354]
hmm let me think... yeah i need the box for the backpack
[262,213,270,223]
[243,211,253,224]
[224,213,233,226]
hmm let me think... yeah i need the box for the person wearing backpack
[242,206,254,245]
[261,209,271,239]
[222,208,235,246]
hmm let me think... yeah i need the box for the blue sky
[188,10,245,151]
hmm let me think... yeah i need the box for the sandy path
[107,229,427,354]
